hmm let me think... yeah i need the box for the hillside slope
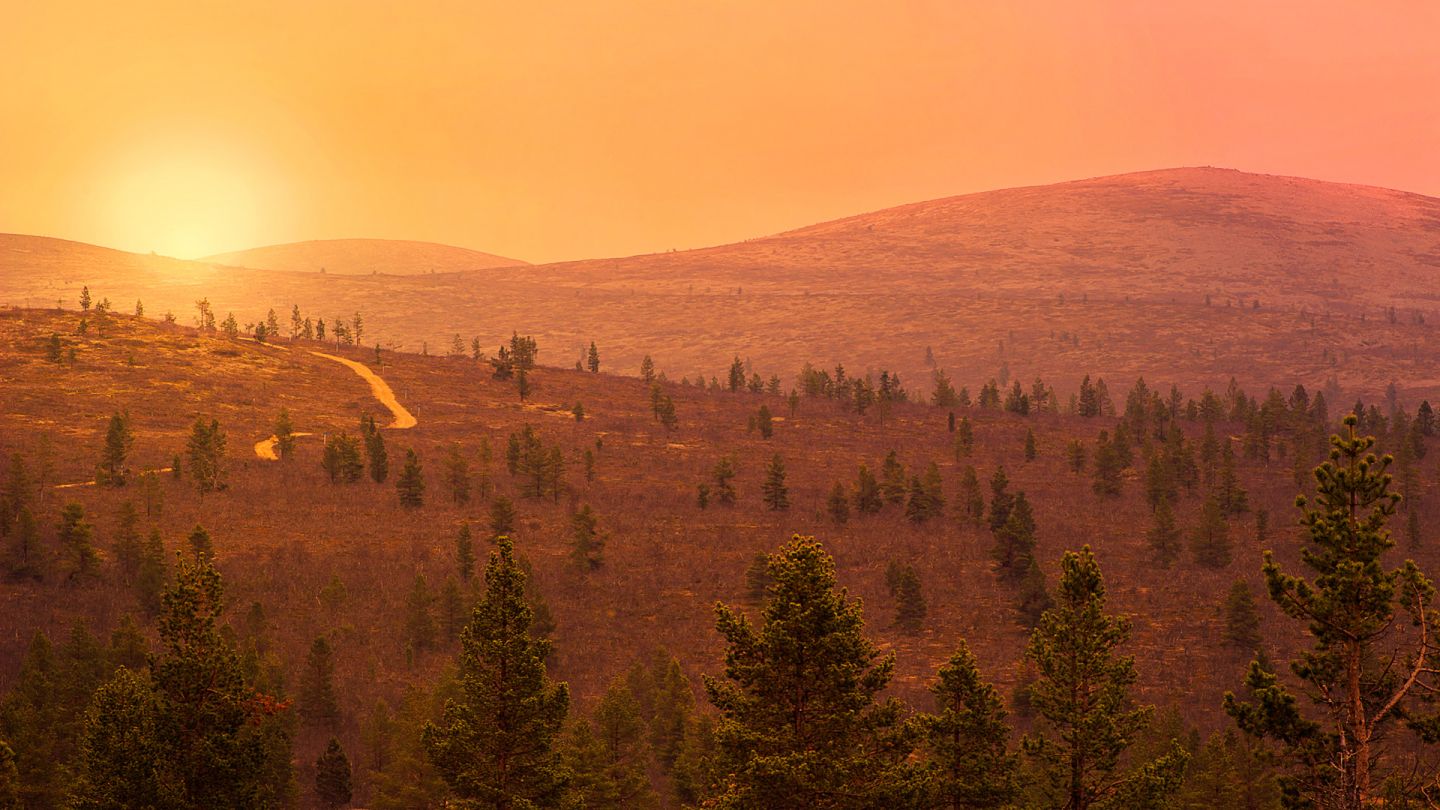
[4,168,1440,403]
[203,237,528,275]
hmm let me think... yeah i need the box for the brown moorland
[4,167,1440,406]
[2,306,1435,805]
[201,237,529,276]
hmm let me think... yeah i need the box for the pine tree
[315,737,353,809]
[991,491,1039,584]
[566,678,659,809]
[1219,441,1249,515]
[761,454,789,511]
[404,574,436,653]
[756,405,773,439]
[854,464,882,514]
[712,457,737,506]
[274,408,296,460]
[955,417,975,458]
[703,536,916,807]
[0,631,61,806]
[917,640,1020,808]
[490,496,517,540]
[892,565,927,634]
[1024,428,1037,462]
[97,412,133,486]
[187,523,213,561]
[457,522,476,583]
[422,539,570,807]
[958,466,984,527]
[1191,493,1232,568]
[743,552,773,603]
[322,433,364,483]
[1221,580,1263,656]
[110,501,142,583]
[1024,547,1188,809]
[185,417,227,495]
[0,739,17,809]
[1147,495,1183,567]
[880,450,907,504]
[365,423,389,483]
[444,442,471,505]
[1225,416,1437,807]
[1015,558,1053,631]
[988,467,1016,533]
[586,342,600,373]
[298,636,340,726]
[58,502,99,580]
[571,505,605,570]
[135,529,167,616]
[1092,431,1123,496]
[396,449,425,509]
[827,481,850,525]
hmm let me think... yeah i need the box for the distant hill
[203,238,528,275]
[4,167,1440,403]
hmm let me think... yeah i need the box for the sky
[1,1,1437,263]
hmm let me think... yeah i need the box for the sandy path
[251,350,415,459]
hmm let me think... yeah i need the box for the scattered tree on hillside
[587,342,600,373]
[315,738,353,810]
[827,482,850,525]
[96,412,133,487]
[571,505,605,571]
[444,443,471,505]
[712,458,737,506]
[1226,416,1438,807]
[761,454,788,511]
[57,503,98,581]
[854,464,882,515]
[703,536,914,806]
[423,539,570,807]
[1220,580,1263,656]
[1024,546,1188,808]
[321,433,364,483]
[273,408,296,460]
[917,640,1020,808]
[299,637,339,726]
[1147,495,1182,567]
[1191,493,1232,569]
[396,449,425,509]
[186,417,227,495]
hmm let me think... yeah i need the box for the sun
[91,136,280,259]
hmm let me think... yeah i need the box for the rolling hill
[202,237,528,275]
[4,167,1440,406]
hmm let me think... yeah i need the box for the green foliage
[988,467,1015,533]
[405,574,437,653]
[1024,547,1188,809]
[917,640,1020,808]
[571,504,605,571]
[890,564,927,634]
[1147,495,1182,568]
[703,536,916,807]
[712,457,738,506]
[904,462,945,524]
[1221,580,1263,656]
[827,481,850,525]
[854,464,882,515]
[423,539,570,807]
[761,454,788,511]
[457,522,475,583]
[299,637,339,726]
[756,404,773,439]
[1225,417,1436,807]
[565,678,659,809]
[1191,492,1232,569]
[185,417,227,495]
[58,502,99,580]
[1092,431,1123,496]
[396,448,425,508]
[136,529,167,616]
[991,492,1037,584]
[315,738,353,809]
[880,450,907,504]
[96,412,133,487]
[507,425,565,500]
[586,341,600,373]
[273,408,296,460]
[322,433,365,484]
[490,496,517,540]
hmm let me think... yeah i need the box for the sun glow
[89,137,284,259]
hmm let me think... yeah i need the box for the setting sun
[88,138,284,259]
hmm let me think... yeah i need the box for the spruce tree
[422,539,570,807]
[404,574,436,653]
[112,501,142,583]
[761,454,788,511]
[1219,441,1249,514]
[444,443,471,504]
[958,466,984,527]
[490,496,517,540]
[365,424,388,483]
[97,411,133,486]
[58,502,99,580]
[854,464,882,515]
[703,536,916,807]
[917,640,1020,808]
[299,637,340,726]
[892,565,927,634]
[587,341,600,373]
[991,492,1037,583]
[0,632,60,806]
[396,449,425,509]
[827,481,850,525]
[1221,580,1263,656]
[185,417,227,495]
[1024,547,1188,808]
[1191,492,1232,568]
[274,408,296,460]
[135,529,166,616]
[571,504,605,571]
[1147,495,1182,567]
[315,737,353,809]
[1225,416,1437,807]
[1024,428,1037,462]
[756,404,774,439]
[457,522,476,583]
[712,457,738,506]
[880,450,908,504]
[988,467,1016,533]
[566,678,658,809]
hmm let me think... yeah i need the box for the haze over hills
[4,167,1440,404]
[202,237,528,275]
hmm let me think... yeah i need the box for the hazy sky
[2,1,1437,263]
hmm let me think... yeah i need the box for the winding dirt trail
[253,349,417,459]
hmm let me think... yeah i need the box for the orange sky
[2,1,1437,263]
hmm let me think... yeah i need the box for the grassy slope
[4,308,1436,789]
[4,168,1440,404]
